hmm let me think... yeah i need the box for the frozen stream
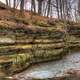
[14,52,80,80]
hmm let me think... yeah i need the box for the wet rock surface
[13,52,80,80]
[13,69,80,80]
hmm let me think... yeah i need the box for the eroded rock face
[54,69,80,80]
[1,20,80,76]
[45,69,80,80]
[64,69,80,79]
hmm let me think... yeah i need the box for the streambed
[14,52,80,80]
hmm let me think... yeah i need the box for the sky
[0,0,5,3]
[0,0,31,10]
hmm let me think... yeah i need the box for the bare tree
[31,0,36,13]
[20,0,24,17]
[37,0,44,15]
[47,0,51,17]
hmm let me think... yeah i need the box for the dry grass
[0,20,16,28]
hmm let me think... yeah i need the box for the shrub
[14,17,29,25]
[32,20,51,27]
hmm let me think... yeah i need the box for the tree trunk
[38,0,43,15]
[47,0,51,17]
[20,0,24,17]
[78,0,80,16]
[31,0,36,13]
[13,0,16,9]
[56,0,60,19]
[6,0,8,6]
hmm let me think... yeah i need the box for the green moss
[32,20,52,27]
[14,17,29,25]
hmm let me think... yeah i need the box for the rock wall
[0,23,80,74]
